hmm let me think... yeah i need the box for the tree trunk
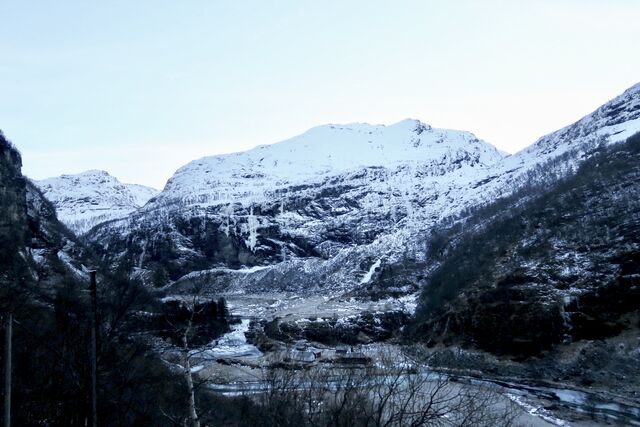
[4,314,12,427]
[89,271,98,427]
[182,353,200,427]
[182,320,200,427]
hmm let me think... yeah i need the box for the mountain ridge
[39,83,640,299]
[154,118,503,209]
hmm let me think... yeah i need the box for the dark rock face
[566,257,640,341]
[413,132,640,357]
[86,174,392,283]
[0,131,94,293]
[88,206,290,283]
[0,132,28,252]
[262,311,409,346]
[23,180,94,288]
[0,132,30,293]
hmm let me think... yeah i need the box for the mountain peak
[77,169,112,177]
[390,118,432,134]
[623,81,640,96]
[36,171,158,234]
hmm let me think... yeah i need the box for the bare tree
[159,293,204,427]
[181,308,201,427]
[255,350,519,427]
[158,284,229,427]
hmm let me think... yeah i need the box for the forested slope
[413,132,640,357]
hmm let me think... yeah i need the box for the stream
[473,377,640,426]
[196,319,262,360]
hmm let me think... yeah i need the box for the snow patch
[198,319,262,359]
[360,259,381,285]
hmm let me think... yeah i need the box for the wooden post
[89,271,98,427]
[4,313,12,427]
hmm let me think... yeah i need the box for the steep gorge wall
[0,131,29,289]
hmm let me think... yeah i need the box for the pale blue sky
[1,1,639,188]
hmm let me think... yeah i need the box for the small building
[291,350,317,363]
[336,352,371,365]
[335,346,349,356]
[294,341,308,351]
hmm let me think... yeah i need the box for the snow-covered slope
[469,82,640,205]
[507,82,640,168]
[157,119,502,207]
[36,170,158,235]
[86,83,640,297]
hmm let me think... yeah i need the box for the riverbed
[187,294,640,426]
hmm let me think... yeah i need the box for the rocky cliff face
[0,131,30,293]
[0,132,202,426]
[25,180,92,286]
[0,132,27,237]
[0,131,95,294]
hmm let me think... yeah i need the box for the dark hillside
[0,132,217,425]
[412,132,640,356]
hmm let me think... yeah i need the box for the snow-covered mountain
[88,120,505,288]
[84,83,640,297]
[36,170,158,235]
[157,119,503,207]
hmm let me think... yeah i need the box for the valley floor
[174,293,640,426]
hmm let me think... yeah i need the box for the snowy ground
[184,292,640,427]
[223,291,417,321]
[194,319,262,360]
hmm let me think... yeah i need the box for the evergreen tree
[217,297,227,320]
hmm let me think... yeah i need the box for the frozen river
[194,319,262,360]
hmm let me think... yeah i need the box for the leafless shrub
[254,350,520,427]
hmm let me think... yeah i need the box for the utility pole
[89,271,98,427]
[4,313,12,427]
